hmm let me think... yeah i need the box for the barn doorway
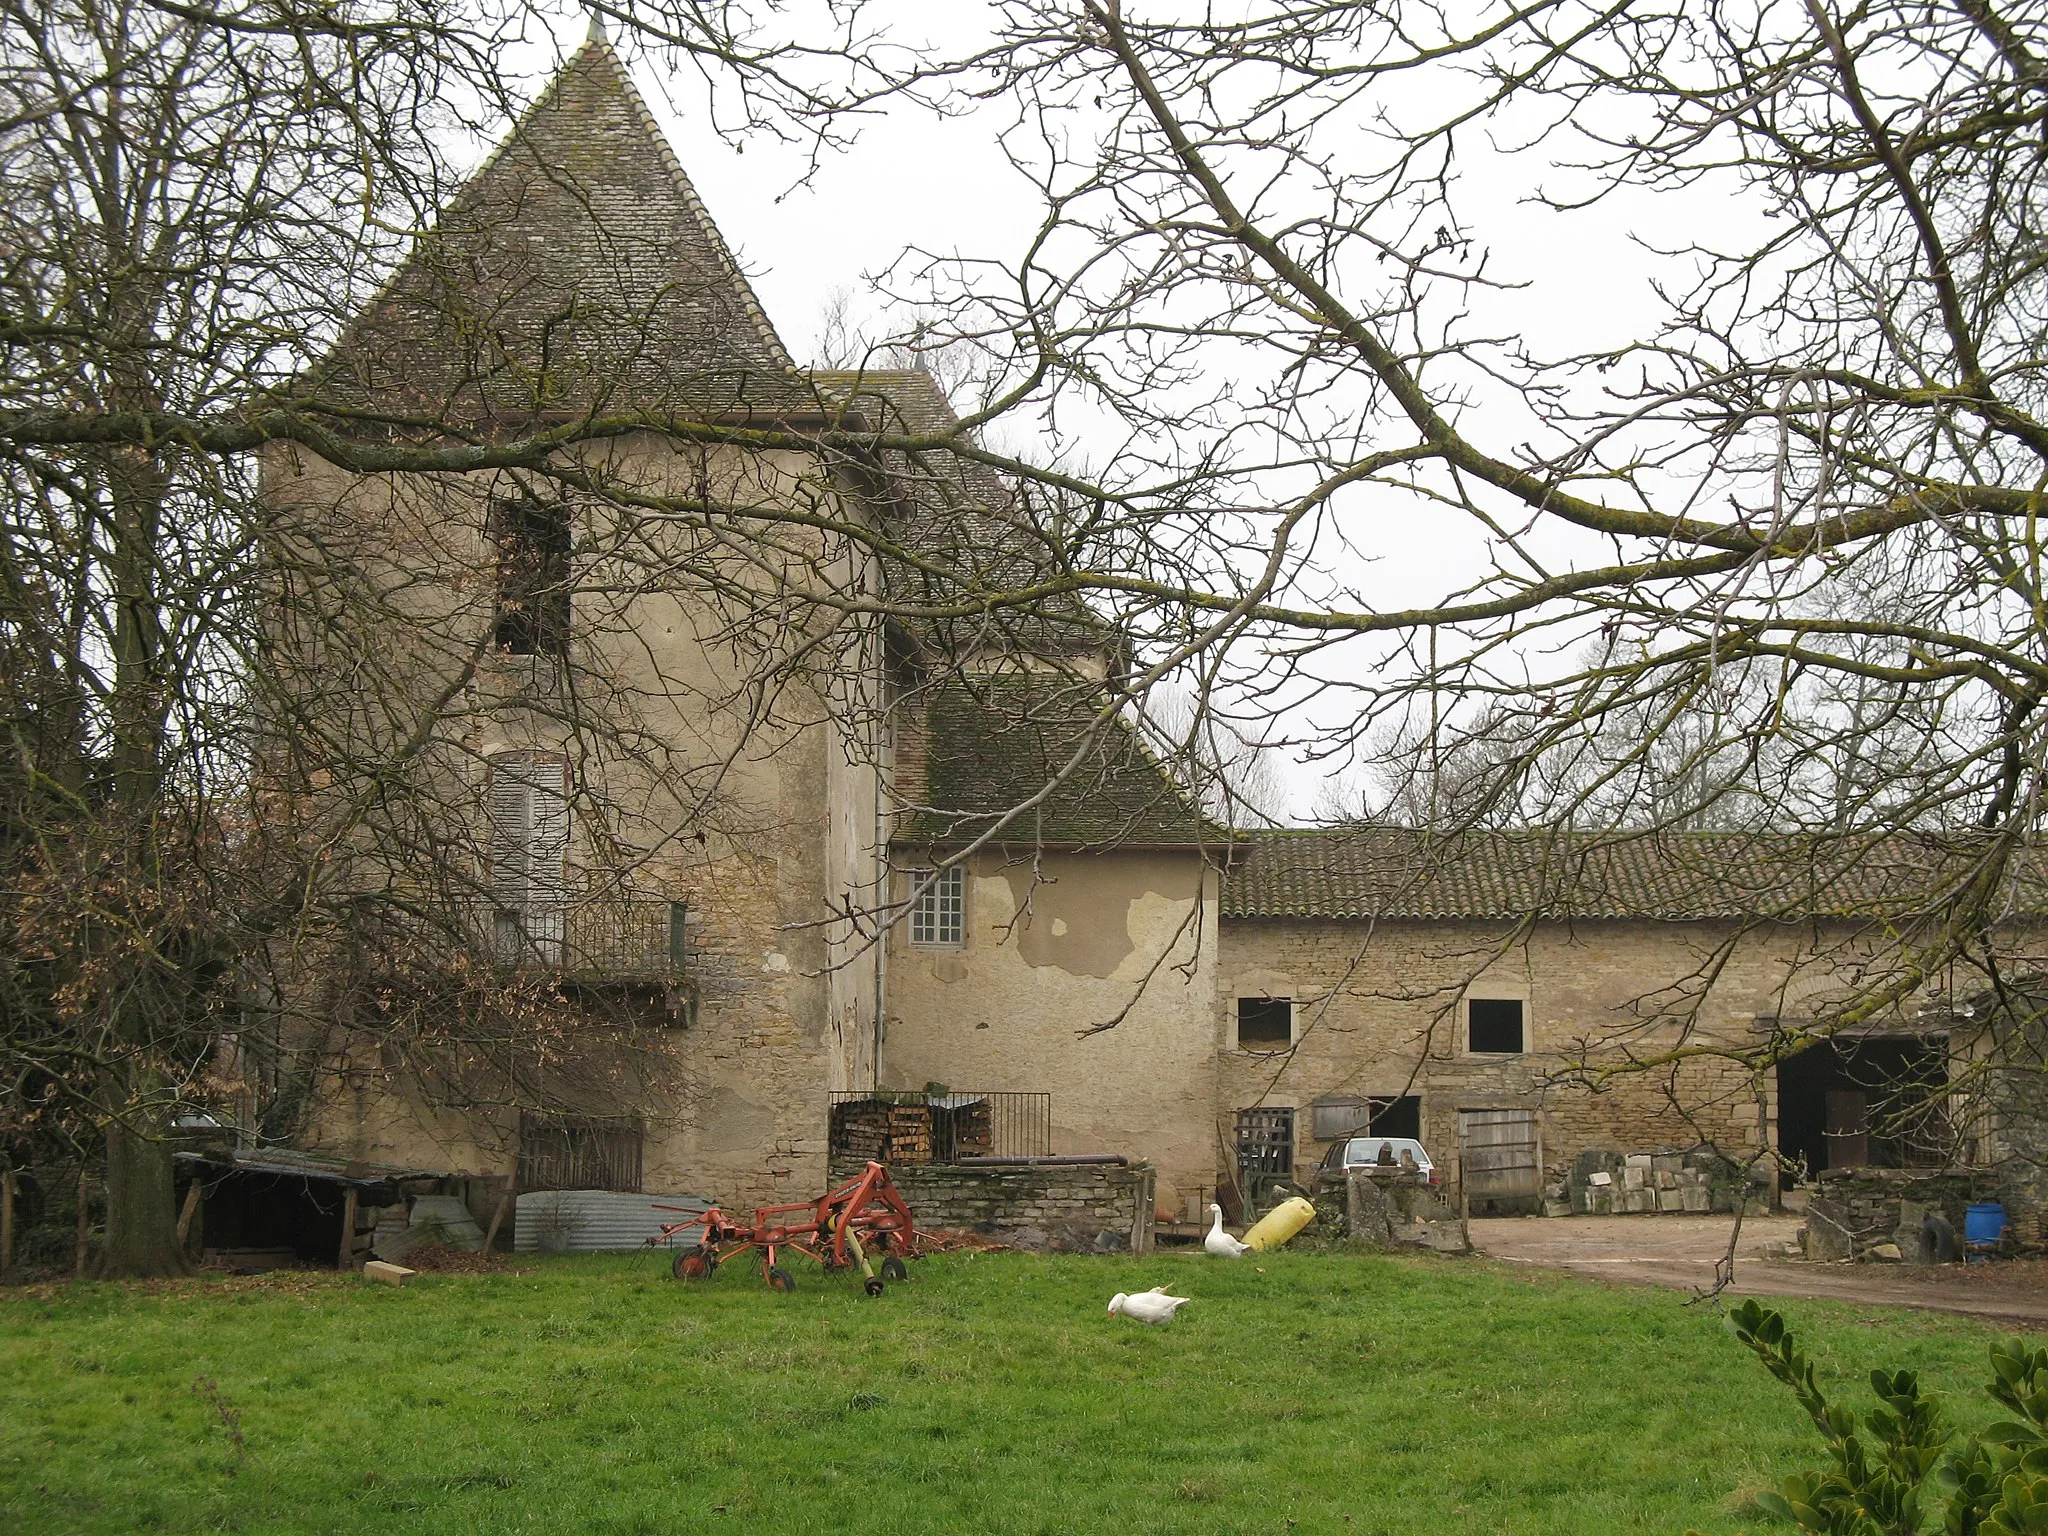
[1775,1036,1948,1178]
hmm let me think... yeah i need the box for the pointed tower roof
[317,40,800,424]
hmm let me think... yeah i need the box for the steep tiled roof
[893,676,1221,848]
[313,41,802,422]
[1222,827,2048,922]
[809,368,1110,658]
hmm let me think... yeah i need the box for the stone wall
[1804,1168,1996,1260]
[1217,917,1862,1197]
[831,1158,1157,1254]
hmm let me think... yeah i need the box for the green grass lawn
[0,1247,2019,1534]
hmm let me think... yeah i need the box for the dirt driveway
[1470,1214,2048,1327]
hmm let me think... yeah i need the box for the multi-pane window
[1467,997,1527,1054]
[488,495,572,656]
[908,866,965,947]
[1237,995,1293,1048]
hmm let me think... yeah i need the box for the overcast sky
[514,8,1773,817]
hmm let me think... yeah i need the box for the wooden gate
[1234,1107,1298,1206]
[1458,1109,1541,1214]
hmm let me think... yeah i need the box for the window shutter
[488,763,534,907]
[487,754,570,961]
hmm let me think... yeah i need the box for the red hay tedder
[650,1160,925,1295]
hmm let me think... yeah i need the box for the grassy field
[0,1246,2021,1535]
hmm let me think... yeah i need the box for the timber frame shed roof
[1222,827,2048,923]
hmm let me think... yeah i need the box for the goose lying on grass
[1108,1288,1192,1324]
[1203,1204,1251,1258]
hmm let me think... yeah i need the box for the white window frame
[908,866,965,949]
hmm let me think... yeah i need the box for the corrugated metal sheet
[513,1189,711,1253]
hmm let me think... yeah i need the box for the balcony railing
[486,898,687,981]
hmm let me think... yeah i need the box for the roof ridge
[576,41,797,374]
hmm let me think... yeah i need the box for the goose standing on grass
[1203,1203,1251,1258]
[1108,1287,1192,1324]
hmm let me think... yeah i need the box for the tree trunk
[102,1118,188,1278]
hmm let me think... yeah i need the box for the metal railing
[828,1090,1052,1164]
[486,898,687,980]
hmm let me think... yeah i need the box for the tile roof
[313,41,803,422]
[893,676,1221,848]
[808,368,1110,657]
[1221,827,2048,922]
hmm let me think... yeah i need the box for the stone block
[1656,1170,1678,1190]
[1542,1199,1571,1218]
[1867,1242,1904,1263]
[1805,1199,1856,1262]
[1622,1166,1648,1190]
[1652,1154,1684,1176]
[1657,1188,1685,1212]
[362,1260,414,1286]
[1624,1154,1653,1172]
[1681,1187,1710,1213]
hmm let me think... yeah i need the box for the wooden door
[1823,1090,1869,1170]
[1458,1109,1540,1209]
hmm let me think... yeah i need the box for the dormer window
[489,495,571,656]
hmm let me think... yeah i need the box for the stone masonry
[832,1159,1157,1255]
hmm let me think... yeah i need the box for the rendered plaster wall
[1214,917,1837,1193]
[878,849,1220,1209]
[280,435,881,1209]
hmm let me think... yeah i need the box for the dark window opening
[517,1111,643,1192]
[1237,995,1292,1047]
[1367,1095,1422,1139]
[1467,998,1525,1054]
[490,496,572,656]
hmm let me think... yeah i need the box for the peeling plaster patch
[1113,890,1203,983]
[699,1085,777,1155]
[930,956,968,984]
[762,951,790,973]
[999,855,1198,979]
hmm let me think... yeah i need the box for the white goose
[1203,1203,1251,1258]
[1108,1287,1192,1324]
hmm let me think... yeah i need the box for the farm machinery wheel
[864,1277,886,1297]
[765,1265,796,1292]
[879,1256,908,1283]
[673,1245,718,1281]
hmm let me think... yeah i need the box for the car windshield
[1341,1137,1428,1167]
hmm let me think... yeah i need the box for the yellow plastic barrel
[1242,1195,1315,1251]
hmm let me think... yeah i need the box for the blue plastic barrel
[1965,1203,2009,1249]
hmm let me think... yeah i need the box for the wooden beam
[175,1180,202,1248]
[74,1170,90,1278]
[337,1186,358,1270]
[1,1168,14,1280]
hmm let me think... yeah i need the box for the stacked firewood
[886,1105,933,1164]
[829,1100,893,1160]
[943,1099,994,1157]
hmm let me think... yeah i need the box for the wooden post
[74,1170,91,1278]
[1,1168,14,1281]
[482,1182,511,1254]
[337,1186,358,1270]
[175,1180,202,1249]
